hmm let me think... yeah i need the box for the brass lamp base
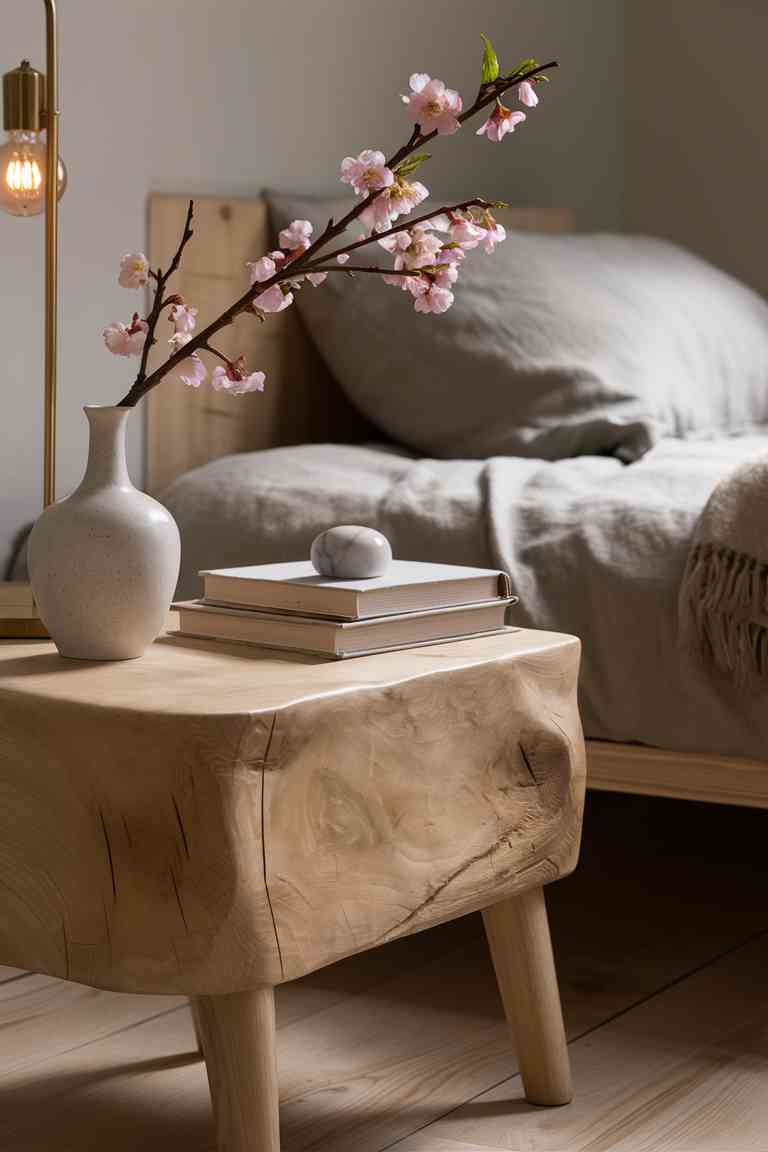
[0,618,49,639]
[0,581,49,639]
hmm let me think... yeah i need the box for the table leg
[482,886,572,1107]
[193,988,280,1152]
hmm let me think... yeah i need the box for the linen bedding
[164,435,768,762]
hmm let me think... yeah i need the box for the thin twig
[201,342,231,365]
[303,264,423,276]
[128,200,194,397]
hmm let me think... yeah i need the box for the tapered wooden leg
[482,886,572,1107]
[193,988,280,1152]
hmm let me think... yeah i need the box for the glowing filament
[5,158,43,194]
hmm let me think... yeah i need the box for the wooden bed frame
[146,194,768,811]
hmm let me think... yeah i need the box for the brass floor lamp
[0,0,66,636]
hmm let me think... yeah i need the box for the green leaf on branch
[395,153,431,178]
[506,57,538,80]
[480,33,500,84]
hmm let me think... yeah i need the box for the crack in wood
[172,795,191,859]
[102,896,112,960]
[259,713,285,979]
[373,833,516,946]
[519,743,537,785]
[168,866,189,933]
[61,920,70,980]
[121,814,132,849]
[99,807,117,901]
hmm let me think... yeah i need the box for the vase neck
[81,406,132,491]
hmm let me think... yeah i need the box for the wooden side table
[0,627,585,1151]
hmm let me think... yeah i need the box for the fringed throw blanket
[679,456,768,685]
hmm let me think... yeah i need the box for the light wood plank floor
[1,792,767,1151]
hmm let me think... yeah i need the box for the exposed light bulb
[0,129,66,218]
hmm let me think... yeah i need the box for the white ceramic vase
[28,405,181,660]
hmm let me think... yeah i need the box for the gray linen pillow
[268,192,768,461]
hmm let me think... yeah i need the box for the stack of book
[174,561,515,659]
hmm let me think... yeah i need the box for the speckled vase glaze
[29,405,180,660]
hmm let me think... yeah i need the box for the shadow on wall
[6,524,31,580]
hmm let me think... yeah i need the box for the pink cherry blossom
[360,192,396,234]
[379,225,442,270]
[278,219,313,252]
[413,282,455,314]
[336,253,350,265]
[254,283,293,313]
[481,221,507,254]
[340,150,395,196]
[212,360,266,396]
[306,272,327,286]
[247,255,277,284]
[378,231,413,258]
[423,213,450,232]
[448,216,487,249]
[403,74,462,135]
[390,178,429,219]
[179,353,207,389]
[518,80,539,108]
[168,331,191,352]
[169,302,197,335]
[360,177,429,233]
[382,272,410,290]
[405,274,429,296]
[433,262,459,291]
[435,243,465,266]
[476,103,526,142]
[103,313,148,357]
[118,253,150,289]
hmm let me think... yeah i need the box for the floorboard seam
[0,972,36,989]
[2,1002,190,1079]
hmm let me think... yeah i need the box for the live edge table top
[0,626,577,717]
[0,628,585,995]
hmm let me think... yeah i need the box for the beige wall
[625,1,768,297]
[0,0,624,571]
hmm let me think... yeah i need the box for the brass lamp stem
[43,0,58,508]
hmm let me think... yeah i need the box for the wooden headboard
[146,195,572,494]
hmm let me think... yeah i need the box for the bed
[147,195,768,810]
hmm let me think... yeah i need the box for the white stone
[28,406,180,660]
[310,525,392,580]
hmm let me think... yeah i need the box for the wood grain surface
[0,628,584,993]
[483,889,572,1106]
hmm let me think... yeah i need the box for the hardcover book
[200,560,512,621]
[173,598,514,659]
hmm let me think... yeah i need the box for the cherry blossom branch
[116,55,557,408]
[133,200,194,390]
[296,60,556,269]
[117,194,495,407]
[305,265,422,276]
[201,342,232,365]
[303,198,495,269]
